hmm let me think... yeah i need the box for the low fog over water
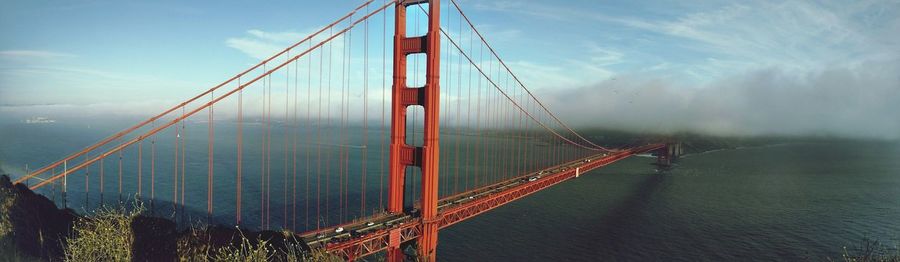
[543,59,900,139]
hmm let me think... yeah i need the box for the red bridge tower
[387,0,441,261]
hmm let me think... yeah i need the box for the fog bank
[541,60,900,140]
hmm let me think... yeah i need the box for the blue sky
[2,0,899,138]
[0,1,367,105]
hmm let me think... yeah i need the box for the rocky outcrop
[131,215,178,261]
[0,175,78,260]
[0,174,310,261]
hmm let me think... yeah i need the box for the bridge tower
[656,142,682,168]
[387,0,441,261]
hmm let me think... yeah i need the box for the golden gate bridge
[13,0,682,260]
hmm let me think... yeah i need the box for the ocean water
[2,119,899,260]
[437,142,900,261]
[0,119,580,231]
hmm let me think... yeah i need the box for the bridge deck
[297,143,665,259]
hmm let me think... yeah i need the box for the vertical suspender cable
[306,42,313,230]
[261,64,267,229]
[474,41,482,188]
[118,150,122,203]
[316,35,324,230]
[84,155,89,208]
[208,90,214,222]
[62,161,67,208]
[181,106,186,214]
[339,19,349,223]
[454,9,463,195]
[174,115,179,212]
[100,157,105,205]
[237,78,243,226]
[495,64,501,181]
[464,24,473,192]
[345,17,353,222]
[487,42,493,184]
[138,140,142,198]
[292,55,299,230]
[325,26,334,227]
[361,4,369,216]
[267,65,273,229]
[379,0,387,213]
[151,122,156,207]
[284,51,291,229]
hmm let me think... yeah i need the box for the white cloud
[225,37,284,60]
[457,1,900,139]
[246,29,305,42]
[467,0,900,82]
[0,48,209,109]
[226,28,349,61]
[470,0,581,21]
[0,65,200,107]
[617,2,875,69]
[225,29,313,60]
[585,44,624,67]
[0,50,76,59]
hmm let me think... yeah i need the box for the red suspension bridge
[13,0,682,260]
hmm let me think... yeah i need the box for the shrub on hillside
[64,205,142,261]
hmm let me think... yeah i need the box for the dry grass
[63,204,143,262]
[2,174,348,261]
[832,238,900,262]
[3,190,341,262]
[176,225,215,261]
[178,226,342,262]
[207,229,273,262]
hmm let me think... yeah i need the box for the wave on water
[683,142,797,158]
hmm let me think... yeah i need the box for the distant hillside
[579,128,880,155]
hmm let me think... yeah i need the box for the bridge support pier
[387,0,441,261]
[655,142,682,169]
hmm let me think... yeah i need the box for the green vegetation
[173,226,343,261]
[0,187,10,236]
[176,226,217,261]
[64,205,140,261]
[831,238,900,262]
[60,204,343,261]
[1,178,16,240]
[1,188,20,261]
[0,174,343,261]
[60,205,341,261]
[204,230,274,261]
[0,175,37,261]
